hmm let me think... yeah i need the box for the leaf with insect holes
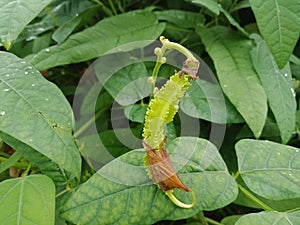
[60,137,238,225]
[0,51,81,179]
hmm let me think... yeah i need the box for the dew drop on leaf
[4,89,10,92]
[25,71,29,75]
[291,88,296,97]
[45,48,50,52]
[0,111,5,116]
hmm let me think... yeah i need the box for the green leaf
[220,8,249,36]
[0,174,55,225]
[0,51,81,179]
[154,10,205,28]
[198,26,267,138]
[236,211,300,225]
[185,0,221,15]
[180,79,244,123]
[0,0,51,50]
[249,0,300,68]
[102,62,149,106]
[30,10,166,70]
[52,16,81,44]
[221,215,242,225]
[236,139,300,200]
[60,137,238,225]
[251,34,296,143]
[124,104,148,123]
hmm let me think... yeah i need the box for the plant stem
[150,36,194,94]
[206,217,224,225]
[73,109,104,138]
[45,6,60,27]
[92,0,113,16]
[238,184,274,211]
[108,0,117,15]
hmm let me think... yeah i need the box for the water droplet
[291,88,296,97]
[20,61,26,64]
[289,173,292,176]
[277,152,281,155]
[223,84,228,88]
[29,138,33,142]
[0,111,5,116]
[24,71,29,75]
[5,74,10,77]
[75,13,79,17]
[296,149,299,153]
[45,48,50,52]
[4,89,10,92]
[27,66,32,69]
[31,84,36,87]
[45,98,49,101]
[284,73,288,77]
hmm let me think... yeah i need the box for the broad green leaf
[60,137,238,225]
[236,211,300,225]
[185,0,221,15]
[102,62,150,106]
[199,26,267,138]
[0,174,55,225]
[154,10,205,28]
[236,139,300,200]
[124,104,148,123]
[221,215,242,225]
[0,0,51,50]
[30,10,166,70]
[0,151,22,174]
[0,52,81,179]
[251,34,296,143]
[180,79,244,123]
[220,8,249,36]
[52,16,81,44]
[249,0,300,68]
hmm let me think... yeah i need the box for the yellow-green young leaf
[236,211,300,225]
[0,0,51,50]
[236,139,300,200]
[249,0,300,68]
[60,137,238,225]
[30,10,166,70]
[0,175,55,225]
[0,51,81,179]
[251,34,296,144]
[198,26,267,138]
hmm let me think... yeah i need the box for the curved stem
[165,189,196,209]
[150,36,194,94]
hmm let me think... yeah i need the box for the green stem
[0,154,28,171]
[206,217,223,225]
[150,36,194,94]
[108,0,117,15]
[73,109,104,138]
[92,0,113,16]
[238,184,274,211]
[56,188,70,198]
[45,6,60,27]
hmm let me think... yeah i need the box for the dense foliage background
[0,0,300,224]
